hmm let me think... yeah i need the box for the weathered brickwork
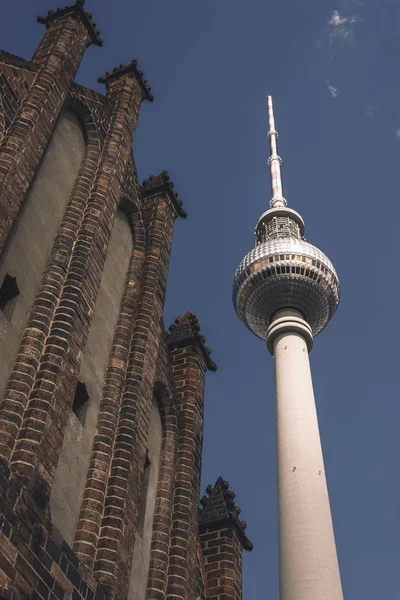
[0,58,35,139]
[0,3,252,599]
[166,313,216,600]
[0,2,102,257]
[0,457,107,600]
[194,543,210,600]
[199,479,253,600]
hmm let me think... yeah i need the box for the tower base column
[267,309,343,600]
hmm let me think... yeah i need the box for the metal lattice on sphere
[233,235,340,339]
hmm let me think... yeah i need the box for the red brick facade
[199,479,253,600]
[0,3,252,599]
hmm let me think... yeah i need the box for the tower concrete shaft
[267,310,343,600]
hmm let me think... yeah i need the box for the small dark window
[0,274,20,320]
[137,452,151,535]
[72,381,89,425]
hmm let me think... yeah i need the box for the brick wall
[199,478,253,600]
[0,457,107,600]
[0,3,250,600]
[0,2,102,256]
[166,313,216,600]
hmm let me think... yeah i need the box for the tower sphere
[233,208,340,339]
[233,98,340,341]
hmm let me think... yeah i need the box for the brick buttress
[0,60,152,497]
[89,173,186,599]
[145,377,178,600]
[73,206,146,567]
[166,313,217,600]
[0,91,104,466]
[0,1,102,255]
[199,477,253,600]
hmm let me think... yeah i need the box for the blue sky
[1,0,400,598]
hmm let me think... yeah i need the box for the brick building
[0,2,252,599]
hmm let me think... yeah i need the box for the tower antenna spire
[267,95,287,208]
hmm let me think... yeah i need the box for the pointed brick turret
[168,311,217,371]
[98,58,153,102]
[199,476,253,551]
[141,170,187,218]
[37,0,103,47]
[0,0,102,259]
[199,477,252,600]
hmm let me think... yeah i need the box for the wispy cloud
[328,10,357,27]
[327,81,340,99]
[328,9,358,47]
[365,105,378,120]
[395,129,400,141]
[329,11,347,27]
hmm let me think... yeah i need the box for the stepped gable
[98,59,154,102]
[37,0,103,46]
[199,476,253,551]
[141,170,187,218]
[167,311,217,371]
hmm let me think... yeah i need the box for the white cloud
[329,10,357,27]
[365,105,378,120]
[329,10,347,27]
[328,9,358,47]
[395,129,400,141]
[327,81,340,99]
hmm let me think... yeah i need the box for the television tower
[233,96,343,600]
